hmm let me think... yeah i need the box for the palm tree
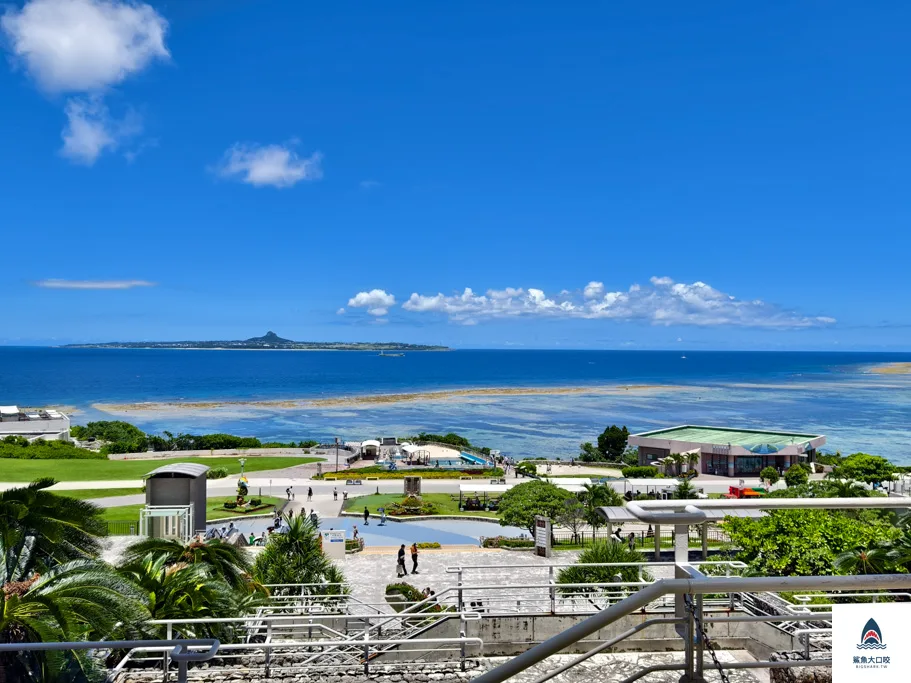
[253,515,346,593]
[685,451,700,476]
[834,546,892,575]
[1,538,147,683]
[120,538,256,592]
[579,483,624,531]
[0,479,107,572]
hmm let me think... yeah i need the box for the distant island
[61,331,449,352]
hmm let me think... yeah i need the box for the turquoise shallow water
[2,348,911,463]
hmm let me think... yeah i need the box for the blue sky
[1,0,909,350]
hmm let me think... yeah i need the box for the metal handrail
[471,573,911,683]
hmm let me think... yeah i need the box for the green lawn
[52,487,144,500]
[343,492,501,518]
[0,456,320,483]
[101,495,284,525]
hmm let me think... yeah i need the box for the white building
[0,405,72,442]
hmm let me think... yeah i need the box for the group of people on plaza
[396,542,420,577]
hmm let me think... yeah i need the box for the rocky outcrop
[769,651,832,683]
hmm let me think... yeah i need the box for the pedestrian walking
[363,507,370,525]
[286,487,292,501]
[333,487,338,501]
[410,542,419,574]
[353,525,359,539]
[307,487,313,501]
[343,490,348,501]
[627,532,636,551]
[397,544,408,577]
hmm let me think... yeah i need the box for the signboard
[404,476,422,497]
[316,463,322,476]
[320,529,346,559]
[534,516,551,558]
[833,603,910,682]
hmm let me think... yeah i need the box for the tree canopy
[831,453,896,485]
[784,464,809,487]
[724,509,900,576]
[498,480,573,535]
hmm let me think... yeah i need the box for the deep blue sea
[2,348,911,464]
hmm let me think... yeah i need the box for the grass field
[343,492,501,518]
[0,456,320,483]
[102,495,284,524]
[52,487,144,500]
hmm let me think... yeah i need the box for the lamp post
[335,437,340,473]
[238,457,247,479]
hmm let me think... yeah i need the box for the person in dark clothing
[307,487,313,501]
[397,544,408,576]
[410,543,419,574]
[363,507,370,525]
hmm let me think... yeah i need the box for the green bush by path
[0,456,319,483]
[620,465,661,478]
[320,466,503,480]
[344,493,501,518]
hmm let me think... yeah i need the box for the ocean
[2,348,910,463]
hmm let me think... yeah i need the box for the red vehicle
[725,485,766,499]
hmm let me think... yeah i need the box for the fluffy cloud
[400,277,835,328]
[60,97,139,165]
[1,0,168,164]
[347,289,396,317]
[33,279,155,289]
[215,144,323,188]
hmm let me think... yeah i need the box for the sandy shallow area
[92,383,683,415]
[868,362,911,375]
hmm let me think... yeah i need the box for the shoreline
[92,383,684,414]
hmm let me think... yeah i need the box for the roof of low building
[632,424,822,449]
[143,463,210,479]
[597,505,765,523]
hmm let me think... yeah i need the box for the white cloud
[347,289,396,317]
[1,0,169,92]
[33,279,155,289]
[583,281,605,299]
[398,276,835,328]
[336,308,346,315]
[60,96,140,165]
[215,143,323,188]
[2,0,167,164]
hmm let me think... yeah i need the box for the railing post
[265,622,272,678]
[460,617,467,672]
[162,622,172,682]
[549,566,556,614]
[363,624,370,676]
[654,524,661,561]
[701,523,708,561]
[457,568,464,612]
[803,632,810,660]
[695,594,705,680]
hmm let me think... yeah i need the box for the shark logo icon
[857,618,886,650]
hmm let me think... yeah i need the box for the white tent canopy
[459,483,513,494]
[543,477,593,486]
[361,440,381,448]
[402,444,423,453]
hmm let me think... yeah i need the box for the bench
[365,477,379,481]
[345,479,363,485]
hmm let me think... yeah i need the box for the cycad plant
[834,545,892,575]
[117,553,239,641]
[253,515,347,594]
[0,479,107,570]
[120,537,255,592]
[1,536,147,683]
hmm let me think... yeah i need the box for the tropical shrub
[784,464,809,487]
[832,453,896,485]
[416,542,441,549]
[387,496,438,516]
[759,466,779,486]
[621,466,659,478]
[223,501,238,509]
[252,515,347,594]
[207,466,230,479]
[481,536,534,548]
[120,537,256,592]
[556,540,651,594]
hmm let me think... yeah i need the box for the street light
[238,457,247,479]
[335,437,340,473]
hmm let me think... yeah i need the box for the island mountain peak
[246,331,291,344]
